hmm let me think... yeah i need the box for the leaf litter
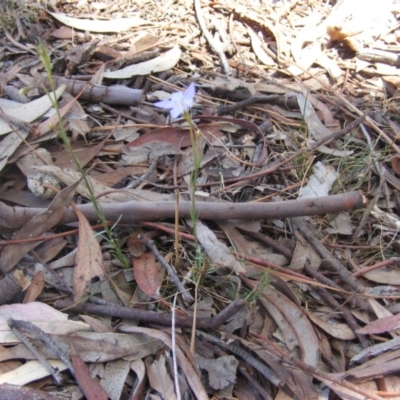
[0,0,399,399]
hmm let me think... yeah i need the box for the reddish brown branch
[0,191,366,229]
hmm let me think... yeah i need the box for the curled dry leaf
[129,360,146,400]
[247,26,275,66]
[48,11,148,33]
[195,220,246,274]
[0,85,66,135]
[103,46,182,79]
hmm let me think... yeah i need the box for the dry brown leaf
[363,267,400,285]
[306,310,356,340]
[391,155,400,176]
[0,85,66,135]
[0,181,79,273]
[33,165,174,202]
[243,277,319,367]
[73,207,105,302]
[357,313,400,335]
[244,337,318,400]
[146,353,178,400]
[34,237,68,264]
[103,46,181,79]
[344,348,400,381]
[195,354,238,391]
[0,302,89,343]
[217,221,259,258]
[247,26,275,66]
[127,126,192,148]
[16,147,54,176]
[52,140,107,170]
[129,359,146,400]
[290,232,321,271]
[0,360,68,386]
[319,377,376,400]
[119,325,209,400]
[195,220,246,274]
[99,359,131,400]
[71,343,108,400]
[132,251,162,298]
[22,271,44,304]
[94,166,147,187]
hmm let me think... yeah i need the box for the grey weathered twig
[8,319,75,382]
[54,298,245,329]
[0,192,366,229]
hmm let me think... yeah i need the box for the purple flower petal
[154,99,174,109]
[154,83,196,118]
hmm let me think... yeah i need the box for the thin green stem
[38,42,129,268]
[183,111,203,272]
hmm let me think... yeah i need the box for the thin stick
[8,319,62,385]
[141,234,194,306]
[54,298,246,329]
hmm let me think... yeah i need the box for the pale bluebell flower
[154,83,195,118]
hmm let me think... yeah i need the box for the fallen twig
[8,319,74,383]
[54,297,245,329]
[0,191,366,228]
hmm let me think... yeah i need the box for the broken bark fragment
[18,74,143,106]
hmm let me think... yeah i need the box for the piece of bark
[0,270,29,305]
[18,74,142,106]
